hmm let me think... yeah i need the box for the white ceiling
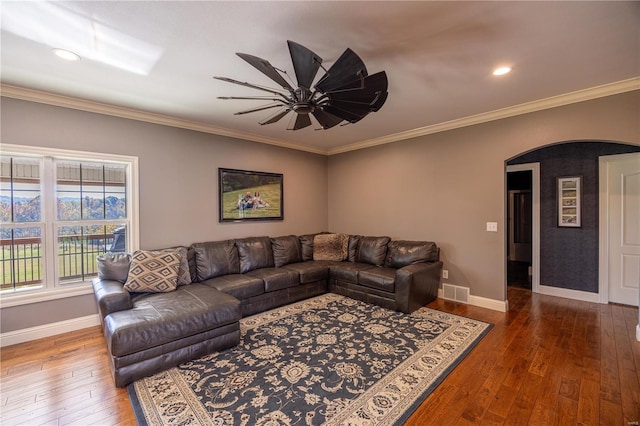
[1,1,639,154]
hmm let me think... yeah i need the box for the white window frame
[0,144,139,307]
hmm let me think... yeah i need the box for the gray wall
[327,91,640,301]
[509,142,640,293]
[0,98,329,333]
[1,90,639,333]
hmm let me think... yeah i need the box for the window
[0,145,138,304]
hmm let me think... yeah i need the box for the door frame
[506,163,540,294]
[598,152,640,305]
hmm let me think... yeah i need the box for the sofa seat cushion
[201,274,264,299]
[281,261,330,284]
[245,268,300,292]
[358,267,397,292]
[105,284,240,357]
[330,262,375,283]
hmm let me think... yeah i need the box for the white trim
[0,283,94,308]
[599,155,611,304]
[2,78,638,157]
[0,85,328,156]
[636,324,639,342]
[0,314,100,347]
[538,284,601,303]
[328,78,640,155]
[438,289,508,312]
[506,163,540,295]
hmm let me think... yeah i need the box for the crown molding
[2,77,638,157]
[327,77,640,155]
[0,84,328,156]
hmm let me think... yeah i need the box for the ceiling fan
[214,40,388,130]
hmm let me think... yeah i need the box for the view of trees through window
[1,156,129,292]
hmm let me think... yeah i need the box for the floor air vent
[442,283,470,304]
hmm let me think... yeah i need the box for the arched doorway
[505,141,640,303]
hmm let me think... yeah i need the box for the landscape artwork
[219,168,283,222]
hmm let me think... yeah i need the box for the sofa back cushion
[271,235,302,267]
[384,240,439,268]
[192,240,239,281]
[313,233,349,261]
[348,235,361,262]
[299,233,317,261]
[236,236,275,273]
[97,252,132,283]
[356,236,391,266]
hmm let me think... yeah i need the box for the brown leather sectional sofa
[92,233,442,387]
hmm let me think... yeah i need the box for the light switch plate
[486,222,498,232]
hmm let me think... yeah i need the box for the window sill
[0,283,94,308]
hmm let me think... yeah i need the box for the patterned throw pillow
[313,233,349,261]
[124,250,181,293]
[158,247,191,285]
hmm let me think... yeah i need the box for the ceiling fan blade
[314,48,368,93]
[328,100,373,117]
[312,109,343,129]
[370,90,388,112]
[323,105,367,123]
[214,76,288,98]
[236,53,295,91]
[291,113,312,130]
[287,40,322,89]
[259,108,291,125]
[234,104,284,115]
[327,71,388,99]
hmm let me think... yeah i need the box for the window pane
[56,162,81,221]
[0,157,41,223]
[58,223,126,284]
[56,162,126,221]
[0,226,43,292]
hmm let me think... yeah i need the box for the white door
[603,152,640,306]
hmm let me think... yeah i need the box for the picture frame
[557,176,581,227]
[219,168,283,222]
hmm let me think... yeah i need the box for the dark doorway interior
[507,170,532,289]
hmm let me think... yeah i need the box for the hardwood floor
[1,287,638,425]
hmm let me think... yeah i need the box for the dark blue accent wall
[508,141,640,293]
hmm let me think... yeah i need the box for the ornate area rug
[128,293,492,425]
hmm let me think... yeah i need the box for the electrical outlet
[442,269,449,279]
[486,222,498,232]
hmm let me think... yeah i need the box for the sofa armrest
[92,278,133,326]
[394,261,443,313]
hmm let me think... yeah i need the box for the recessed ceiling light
[52,48,81,61]
[492,66,512,76]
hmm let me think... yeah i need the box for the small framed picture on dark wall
[557,176,581,227]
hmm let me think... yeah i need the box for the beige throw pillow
[124,250,180,293]
[313,233,349,261]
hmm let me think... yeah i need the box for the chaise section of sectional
[93,278,241,387]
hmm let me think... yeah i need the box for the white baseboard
[438,289,508,312]
[538,284,601,303]
[0,314,101,348]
